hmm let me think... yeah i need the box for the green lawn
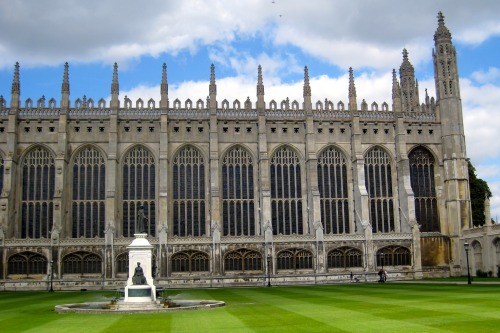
[1,283,500,332]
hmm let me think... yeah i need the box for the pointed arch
[172,145,206,237]
[409,146,439,232]
[8,251,47,275]
[327,247,362,269]
[0,153,4,197]
[224,248,262,272]
[71,145,106,238]
[317,146,350,234]
[364,146,395,233]
[62,251,102,274]
[270,145,303,235]
[122,145,156,237]
[277,248,313,270]
[221,146,255,236]
[377,246,411,266]
[171,250,209,273]
[20,146,55,238]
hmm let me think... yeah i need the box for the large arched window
[364,147,394,233]
[317,147,350,234]
[377,246,411,266]
[71,147,106,238]
[409,147,439,232]
[122,146,156,237]
[116,252,129,274]
[327,247,362,269]
[222,147,255,236]
[8,252,47,275]
[171,250,209,273]
[21,147,55,238]
[63,251,102,274]
[172,146,206,237]
[277,248,313,270]
[271,146,303,235]
[224,249,262,272]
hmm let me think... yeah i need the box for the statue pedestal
[124,233,156,302]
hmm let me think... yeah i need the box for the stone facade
[0,13,493,290]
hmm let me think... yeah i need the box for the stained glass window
[21,147,55,238]
[317,147,350,234]
[221,147,255,236]
[327,247,362,269]
[172,146,206,236]
[270,147,303,235]
[122,146,156,237]
[409,147,439,232]
[277,248,313,270]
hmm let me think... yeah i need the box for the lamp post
[464,241,472,285]
[49,260,54,292]
[267,255,271,287]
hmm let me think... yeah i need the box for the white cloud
[2,0,500,70]
[471,67,500,84]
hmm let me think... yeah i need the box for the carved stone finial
[11,62,20,95]
[392,68,401,98]
[161,63,168,95]
[303,66,311,97]
[111,62,119,96]
[209,64,216,96]
[257,65,264,96]
[62,62,70,95]
[434,11,452,42]
[348,67,356,98]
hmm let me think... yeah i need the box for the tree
[468,161,492,226]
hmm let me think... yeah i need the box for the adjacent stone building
[0,13,497,290]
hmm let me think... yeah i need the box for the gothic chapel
[0,13,491,289]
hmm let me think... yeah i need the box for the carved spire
[161,63,168,94]
[399,49,420,112]
[61,62,70,109]
[392,69,402,113]
[434,11,452,43]
[257,65,265,113]
[111,62,119,96]
[209,64,216,96]
[348,67,357,111]
[62,62,70,95]
[11,62,20,96]
[160,63,168,109]
[348,67,356,98]
[10,62,20,110]
[257,65,264,96]
[303,66,311,97]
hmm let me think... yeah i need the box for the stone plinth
[124,233,156,302]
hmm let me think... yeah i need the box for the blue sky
[0,0,499,220]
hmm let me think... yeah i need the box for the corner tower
[433,12,471,273]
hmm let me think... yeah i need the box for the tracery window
[473,242,483,271]
[171,250,209,273]
[172,146,206,237]
[122,146,156,237]
[71,147,106,238]
[277,248,313,270]
[222,147,255,236]
[317,147,350,234]
[327,247,362,269]
[271,147,303,235]
[8,252,47,275]
[377,246,411,267]
[224,249,262,272]
[116,252,129,274]
[364,147,394,233]
[409,147,439,232]
[21,147,55,238]
[63,251,102,274]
